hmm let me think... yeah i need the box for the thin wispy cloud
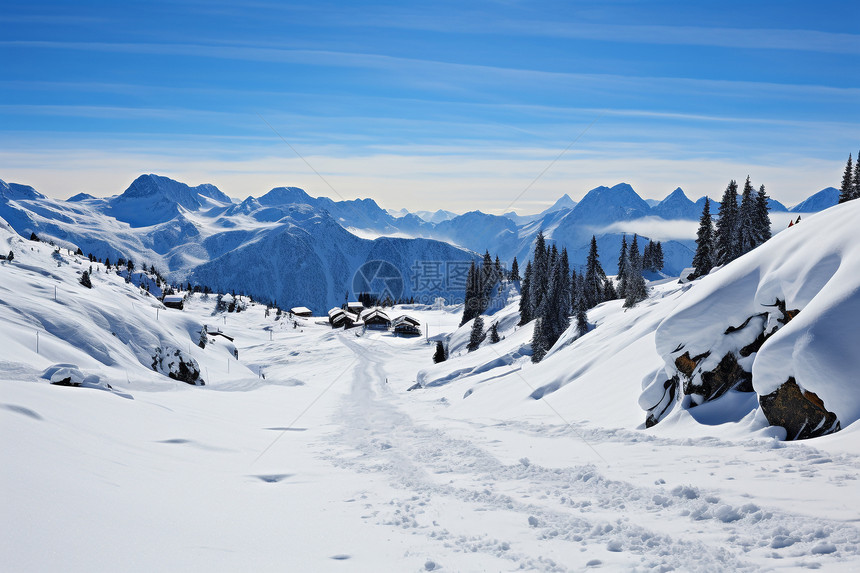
[4,40,860,102]
[343,11,860,56]
[1,2,854,213]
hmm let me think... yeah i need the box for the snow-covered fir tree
[531,317,547,363]
[854,149,860,200]
[840,154,855,204]
[509,256,520,281]
[617,234,629,299]
[755,184,772,244]
[624,234,647,308]
[573,273,588,335]
[715,179,739,265]
[583,235,606,309]
[528,232,549,318]
[489,322,500,343]
[643,240,663,273]
[738,176,759,256]
[692,198,715,278]
[467,315,485,352]
[653,241,664,272]
[518,260,533,325]
[433,340,447,363]
[603,276,618,300]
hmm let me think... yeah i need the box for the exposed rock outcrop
[644,299,819,436]
[152,346,204,385]
[759,378,840,440]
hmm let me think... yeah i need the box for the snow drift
[642,200,860,438]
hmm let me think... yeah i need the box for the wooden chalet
[361,308,391,330]
[290,306,313,317]
[162,294,184,310]
[346,301,364,314]
[392,315,421,336]
[206,326,235,342]
[328,307,345,324]
[327,308,359,329]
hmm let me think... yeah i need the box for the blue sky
[1,1,858,212]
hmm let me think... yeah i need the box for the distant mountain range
[0,175,839,310]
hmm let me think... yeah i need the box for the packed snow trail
[320,334,860,571]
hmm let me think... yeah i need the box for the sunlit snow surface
[1,207,859,571]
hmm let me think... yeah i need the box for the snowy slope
[3,209,860,571]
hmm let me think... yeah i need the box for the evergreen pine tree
[628,234,640,274]
[509,257,520,281]
[198,325,208,349]
[839,154,854,203]
[79,270,92,288]
[494,255,502,280]
[692,198,715,278]
[617,234,629,299]
[737,176,758,255]
[518,260,533,325]
[853,150,860,200]
[643,241,653,272]
[467,315,485,352]
[489,322,500,343]
[531,317,548,363]
[529,232,549,317]
[714,180,740,265]
[460,260,479,326]
[433,340,447,363]
[576,307,588,336]
[603,277,618,300]
[569,268,578,313]
[755,184,772,245]
[624,234,647,307]
[573,276,588,336]
[480,250,496,311]
[539,252,570,350]
[583,236,606,309]
[654,241,664,271]
[558,248,572,317]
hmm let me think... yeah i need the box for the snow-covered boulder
[151,346,204,385]
[641,200,860,439]
[42,364,112,391]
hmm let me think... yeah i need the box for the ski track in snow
[317,334,860,571]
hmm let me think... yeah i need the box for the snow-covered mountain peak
[790,187,839,213]
[257,186,315,206]
[0,178,44,201]
[569,183,651,223]
[544,193,577,214]
[107,174,231,227]
[664,187,689,201]
[652,187,698,220]
[66,192,96,202]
